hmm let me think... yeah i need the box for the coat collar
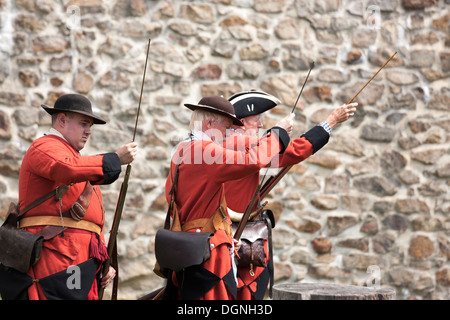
[45,128,68,143]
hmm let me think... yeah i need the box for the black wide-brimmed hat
[184,96,244,126]
[228,90,281,119]
[41,94,106,125]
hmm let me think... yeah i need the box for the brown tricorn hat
[41,94,106,125]
[184,96,244,126]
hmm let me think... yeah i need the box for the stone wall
[0,0,449,300]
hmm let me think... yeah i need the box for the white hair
[189,109,222,131]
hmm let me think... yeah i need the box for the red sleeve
[278,137,314,167]
[26,136,108,185]
[205,128,288,183]
[278,125,331,167]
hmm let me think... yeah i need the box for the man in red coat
[162,96,293,300]
[224,90,358,300]
[5,94,137,300]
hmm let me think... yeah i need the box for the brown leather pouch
[0,185,70,274]
[154,228,212,278]
[67,182,93,221]
[0,203,43,273]
[69,202,86,221]
[232,219,268,268]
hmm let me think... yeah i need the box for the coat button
[210,244,215,249]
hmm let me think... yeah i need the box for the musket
[260,51,397,200]
[233,185,261,240]
[234,62,315,239]
[98,38,151,300]
[292,61,314,113]
[259,62,315,200]
[260,166,291,200]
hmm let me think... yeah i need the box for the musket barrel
[132,39,152,142]
[98,39,151,300]
[291,62,314,114]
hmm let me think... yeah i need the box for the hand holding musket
[115,142,138,165]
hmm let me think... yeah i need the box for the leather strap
[167,142,231,235]
[19,216,101,235]
[18,184,70,217]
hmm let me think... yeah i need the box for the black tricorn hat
[228,90,281,119]
[184,96,244,126]
[41,94,106,125]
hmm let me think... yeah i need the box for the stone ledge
[273,283,396,300]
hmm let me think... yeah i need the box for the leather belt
[181,218,211,232]
[19,216,101,235]
[180,204,231,236]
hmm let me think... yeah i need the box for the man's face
[241,114,263,137]
[61,112,94,151]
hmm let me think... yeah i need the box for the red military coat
[224,125,330,300]
[224,134,316,213]
[18,133,121,300]
[164,128,289,300]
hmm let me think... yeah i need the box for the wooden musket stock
[233,185,260,241]
[233,63,316,239]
